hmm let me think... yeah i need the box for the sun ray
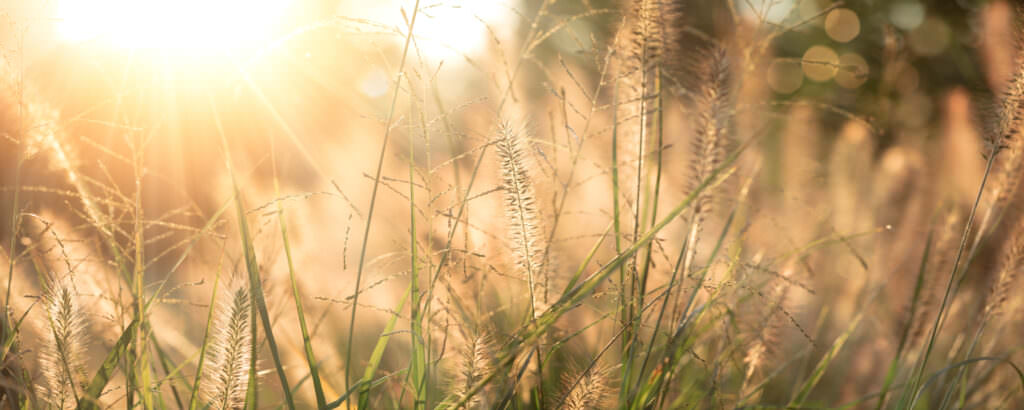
[55,0,296,54]
[233,63,328,182]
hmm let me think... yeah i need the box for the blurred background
[0,0,1020,407]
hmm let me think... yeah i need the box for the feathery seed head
[560,364,613,410]
[452,331,497,409]
[38,275,87,410]
[689,45,733,215]
[986,222,1024,318]
[495,122,547,314]
[201,285,253,410]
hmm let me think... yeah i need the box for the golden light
[835,53,869,89]
[351,1,516,63]
[824,8,860,43]
[802,45,839,82]
[413,2,510,61]
[55,0,294,53]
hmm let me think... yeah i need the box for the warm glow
[350,1,516,62]
[413,2,510,61]
[56,0,294,53]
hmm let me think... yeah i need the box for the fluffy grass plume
[558,363,614,410]
[450,331,497,409]
[496,122,547,316]
[741,262,794,398]
[681,44,732,280]
[688,45,732,214]
[38,275,87,410]
[201,285,253,410]
[988,3,1024,211]
[985,221,1024,318]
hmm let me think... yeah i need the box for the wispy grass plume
[984,221,1024,319]
[452,331,497,409]
[680,44,732,299]
[559,363,613,410]
[741,263,793,399]
[201,284,253,410]
[986,4,1024,215]
[38,275,87,410]
[496,122,546,317]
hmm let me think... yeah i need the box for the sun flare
[55,0,294,53]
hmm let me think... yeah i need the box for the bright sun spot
[56,0,294,53]
[413,2,511,61]
[351,1,516,62]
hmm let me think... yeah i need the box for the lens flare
[55,0,294,53]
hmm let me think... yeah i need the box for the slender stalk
[269,136,328,408]
[187,264,222,410]
[907,146,999,408]
[345,0,420,396]
[409,86,426,409]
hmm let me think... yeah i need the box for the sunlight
[413,2,511,61]
[55,0,294,53]
[351,1,516,63]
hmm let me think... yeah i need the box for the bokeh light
[835,53,869,89]
[889,1,926,30]
[359,68,390,98]
[825,8,860,43]
[802,45,839,82]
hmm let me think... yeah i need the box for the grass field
[0,0,1022,408]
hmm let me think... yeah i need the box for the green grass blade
[151,335,185,409]
[788,312,863,407]
[908,147,999,403]
[563,222,613,292]
[876,230,933,409]
[210,93,296,410]
[76,319,138,410]
[187,265,222,410]
[273,173,328,408]
[909,356,1024,408]
[233,186,296,410]
[344,0,420,394]
[409,120,426,410]
[357,285,410,408]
